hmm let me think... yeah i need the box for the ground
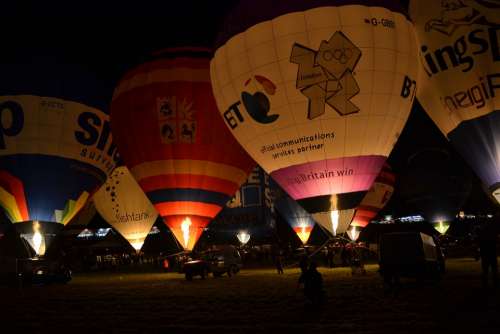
[1,258,499,333]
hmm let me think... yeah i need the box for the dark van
[379,232,445,282]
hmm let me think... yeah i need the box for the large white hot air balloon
[211,0,419,232]
[94,167,159,252]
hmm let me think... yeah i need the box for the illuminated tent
[111,48,255,251]
[410,0,500,205]
[93,166,159,252]
[0,60,117,255]
[210,0,419,233]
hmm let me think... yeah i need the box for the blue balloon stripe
[146,188,231,207]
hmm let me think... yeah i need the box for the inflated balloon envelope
[111,48,255,251]
[93,166,159,252]
[211,0,419,233]
[0,60,118,255]
[410,0,500,206]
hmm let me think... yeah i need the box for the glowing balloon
[275,195,315,244]
[211,0,419,230]
[350,163,395,228]
[93,166,159,252]
[111,48,255,251]
[0,61,117,254]
[410,0,500,205]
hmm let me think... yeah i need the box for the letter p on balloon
[0,101,24,149]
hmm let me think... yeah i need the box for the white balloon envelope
[94,167,159,251]
[211,0,419,225]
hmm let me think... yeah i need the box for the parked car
[0,257,72,286]
[378,232,445,282]
[182,246,242,280]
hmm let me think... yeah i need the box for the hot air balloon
[211,0,419,235]
[110,48,255,251]
[214,166,276,242]
[275,194,315,245]
[0,60,117,255]
[410,0,500,205]
[350,163,395,228]
[93,166,159,252]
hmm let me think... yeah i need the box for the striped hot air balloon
[0,59,117,255]
[111,48,255,251]
[350,163,395,228]
[210,0,419,236]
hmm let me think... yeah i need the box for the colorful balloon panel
[111,49,255,250]
[0,64,117,224]
[94,166,159,251]
[410,0,500,204]
[275,196,315,244]
[211,0,418,214]
[351,163,395,228]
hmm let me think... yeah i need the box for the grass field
[1,258,499,333]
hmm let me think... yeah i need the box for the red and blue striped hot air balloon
[110,48,255,251]
[350,163,395,229]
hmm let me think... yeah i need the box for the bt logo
[223,75,279,129]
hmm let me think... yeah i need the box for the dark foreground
[2,258,499,334]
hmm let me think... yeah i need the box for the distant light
[487,214,493,219]
[96,228,111,238]
[237,230,250,245]
[385,215,392,221]
[458,211,465,219]
[399,215,424,222]
[148,226,160,235]
[77,228,94,238]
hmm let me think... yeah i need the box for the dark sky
[2,0,497,214]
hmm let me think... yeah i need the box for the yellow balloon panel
[94,167,159,251]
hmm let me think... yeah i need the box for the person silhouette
[477,218,499,288]
[298,261,325,307]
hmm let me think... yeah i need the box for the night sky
[2,0,497,215]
